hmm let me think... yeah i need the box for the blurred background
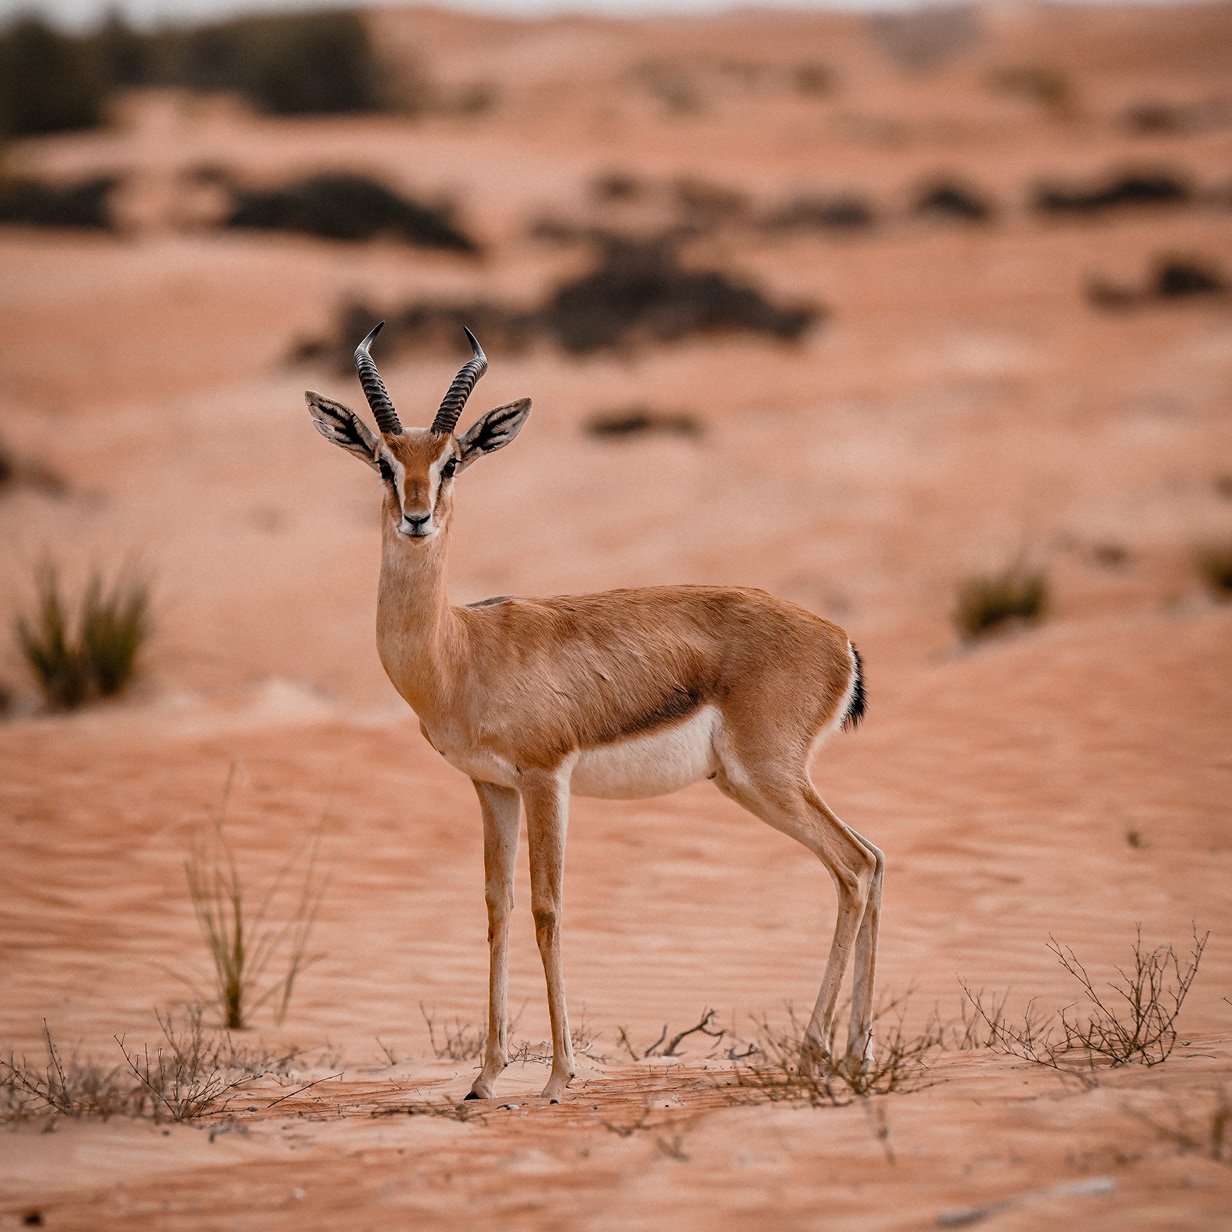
[1,0,1229,711]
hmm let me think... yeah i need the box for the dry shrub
[1032,169,1193,218]
[762,194,877,234]
[419,1004,486,1062]
[536,238,817,355]
[15,563,150,710]
[584,407,702,441]
[1195,543,1232,599]
[912,180,995,224]
[186,777,328,1030]
[221,173,478,252]
[0,175,118,230]
[616,1009,729,1061]
[961,927,1208,1084]
[867,5,981,74]
[305,239,820,368]
[2,1022,140,1121]
[733,1000,943,1105]
[952,563,1048,643]
[2,1010,289,1124]
[1088,256,1227,311]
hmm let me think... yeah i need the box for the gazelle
[305,324,881,1102]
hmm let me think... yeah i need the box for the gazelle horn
[354,322,402,436]
[431,327,488,435]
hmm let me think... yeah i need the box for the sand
[1,3,1230,1228]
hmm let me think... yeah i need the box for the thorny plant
[185,770,330,1029]
[961,925,1208,1085]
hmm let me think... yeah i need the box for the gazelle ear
[305,391,380,469]
[456,398,531,471]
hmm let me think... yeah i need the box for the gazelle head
[305,323,531,543]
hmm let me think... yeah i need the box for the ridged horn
[431,327,488,435]
[354,321,402,436]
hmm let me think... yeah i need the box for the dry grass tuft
[185,772,329,1030]
[952,562,1048,643]
[15,562,150,710]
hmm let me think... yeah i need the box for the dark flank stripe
[467,595,512,608]
[615,687,703,739]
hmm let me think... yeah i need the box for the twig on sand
[936,1176,1116,1227]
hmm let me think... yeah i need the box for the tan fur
[311,412,882,1103]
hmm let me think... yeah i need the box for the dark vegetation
[584,408,703,441]
[0,9,386,138]
[541,238,816,354]
[762,194,877,233]
[1032,169,1193,218]
[1087,256,1228,311]
[15,563,150,710]
[911,180,995,224]
[1195,543,1232,600]
[952,562,1049,643]
[301,238,820,369]
[0,174,117,230]
[214,171,478,251]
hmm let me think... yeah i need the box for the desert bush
[962,927,1208,1083]
[419,1004,486,1061]
[1087,256,1228,311]
[1032,169,1193,218]
[733,1000,943,1105]
[221,172,478,251]
[3,1011,293,1124]
[186,785,327,1030]
[763,194,877,233]
[2,1022,140,1120]
[912,180,995,224]
[1195,543,1232,600]
[584,407,703,441]
[0,174,117,230]
[0,14,108,137]
[166,9,384,116]
[305,240,818,370]
[117,1006,267,1121]
[537,238,818,354]
[952,562,1048,642]
[15,563,150,710]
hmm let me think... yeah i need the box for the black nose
[403,511,430,530]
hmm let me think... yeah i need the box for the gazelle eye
[377,458,393,484]
[441,457,458,480]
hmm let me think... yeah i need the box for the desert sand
[1,3,1230,1228]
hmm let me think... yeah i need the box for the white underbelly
[570,705,721,800]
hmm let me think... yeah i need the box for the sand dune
[2,3,1230,1227]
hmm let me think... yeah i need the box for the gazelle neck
[376,518,461,715]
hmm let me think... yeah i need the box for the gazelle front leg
[520,768,576,1102]
[465,779,520,1101]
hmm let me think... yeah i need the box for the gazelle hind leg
[714,765,876,1072]
[520,770,576,1102]
[844,826,884,1071]
[466,779,520,1101]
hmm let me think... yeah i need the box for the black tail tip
[842,645,866,731]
